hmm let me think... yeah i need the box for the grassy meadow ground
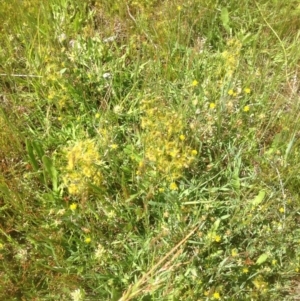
[1,0,300,300]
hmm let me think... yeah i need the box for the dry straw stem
[118,223,201,301]
[0,73,42,78]
[254,1,290,92]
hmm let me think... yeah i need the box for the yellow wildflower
[179,134,185,141]
[68,184,79,195]
[242,267,249,274]
[214,235,221,242]
[231,248,238,257]
[177,5,182,11]
[228,89,234,96]
[192,80,198,87]
[244,87,251,94]
[279,207,285,213]
[213,292,221,299]
[64,139,102,196]
[169,149,179,158]
[170,182,178,191]
[95,113,100,119]
[70,203,77,211]
[243,105,250,112]
[191,149,198,156]
[110,144,118,150]
[209,103,216,109]
[85,237,91,243]
[252,276,268,290]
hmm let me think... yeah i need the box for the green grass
[1,0,300,300]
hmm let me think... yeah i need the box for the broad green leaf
[285,132,296,163]
[256,253,268,265]
[212,218,221,231]
[251,190,266,207]
[32,140,44,160]
[42,156,58,192]
[232,175,240,190]
[221,214,230,220]
[26,139,39,171]
[221,7,229,25]
[220,7,231,33]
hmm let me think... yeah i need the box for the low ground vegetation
[1,0,300,300]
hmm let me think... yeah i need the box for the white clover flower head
[15,248,28,262]
[103,72,111,79]
[94,243,105,260]
[70,288,84,301]
[103,36,116,43]
[58,33,67,43]
[113,105,123,114]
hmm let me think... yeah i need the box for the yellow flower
[85,237,91,243]
[213,292,220,299]
[244,87,251,94]
[272,259,277,265]
[170,182,178,190]
[68,183,79,195]
[169,149,179,158]
[158,187,165,193]
[252,276,268,290]
[191,149,198,156]
[279,207,285,213]
[69,203,77,211]
[95,113,100,119]
[209,103,216,109]
[243,105,250,112]
[177,5,182,11]
[231,248,238,257]
[228,89,234,95]
[110,144,118,150]
[242,267,249,274]
[179,134,185,141]
[214,235,221,242]
[192,80,198,87]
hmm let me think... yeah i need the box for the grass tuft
[1,0,300,300]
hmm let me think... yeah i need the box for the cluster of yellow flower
[138,99,198,182]
[221,38,242,77]
[96,123,118,150]
[63,139,102,196]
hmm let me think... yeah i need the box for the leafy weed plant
[1,0,300,300]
